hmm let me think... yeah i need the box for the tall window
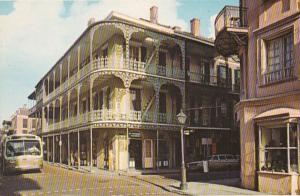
[282,0,290,12]
[130,46,139,61]
[32,119,36,128]
[264,33,294,84]
[159,92,166,113]
[234,69,241,91]
[259,123,298,173]
[102,48,108,58]
[130,88,141,111]
[159,51,166,67]
[218,65,228,86]
[23,119,28,128]
[141,46,147,62]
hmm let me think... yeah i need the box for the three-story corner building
[215,0,300,194]
[29,6,240,172]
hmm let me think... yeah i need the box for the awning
[254,108,300,122]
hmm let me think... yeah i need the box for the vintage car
[187,154,240,171]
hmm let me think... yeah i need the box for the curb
[118,172,191,196]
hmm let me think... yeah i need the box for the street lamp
[177,109,187,190]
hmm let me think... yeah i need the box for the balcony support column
[59,97,62,127]
[47,76,50,95]
[90,78,94,118]
[42,107,45,133]
[53,135,55,163]
[123,27,138,69]
[53,70,56,90]
[77,46,81,74]
[67,56,70,80]
[78,130,81,170]
[180,85,186,111]
[125,87,130,120]
[59,63,62,88]
[180,41,185,75]
[89,28,95,68]
[154,41,160,73]
[125,34,130,69]
[90,127,93,172]
[52,101,55,125]
[154,85,160,123]
[47,105,49,128]
[77,84,82,118]
[47,137,50,162]
[59,134,62,164]
[68,132,70,167]
[103,88,107,109]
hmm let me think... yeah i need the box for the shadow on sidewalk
[0,171,42,196]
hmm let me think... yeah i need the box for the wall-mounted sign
[201,138,212,145]
[129,131,141,138]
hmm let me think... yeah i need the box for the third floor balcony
[44,56,185,103]
[215,6,248,57]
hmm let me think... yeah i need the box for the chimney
[190,18,200,37]
[88,17,95,27]
[150,6,158,24]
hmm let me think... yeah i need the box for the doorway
[129,139,142,169]
[174,137,181,168]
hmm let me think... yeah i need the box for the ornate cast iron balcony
[215,6,248,57]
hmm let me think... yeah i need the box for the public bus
[0,134,43,175]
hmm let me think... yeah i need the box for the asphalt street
[0,163,174,196]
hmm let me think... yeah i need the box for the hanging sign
[128,131,141,138]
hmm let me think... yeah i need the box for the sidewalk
[132,175,264,195]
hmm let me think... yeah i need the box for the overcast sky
[0,0,238,123]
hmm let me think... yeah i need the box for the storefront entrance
[129,139,142,169]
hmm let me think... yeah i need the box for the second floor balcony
[44,109,179,132]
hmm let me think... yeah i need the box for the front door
[104,138,109,169]
[143,139,153,168]
[129,139,142,169]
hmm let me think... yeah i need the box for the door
[143,139,153,168]
[104,138,109,169]
[204,62,210,84]
[129,139,142,169]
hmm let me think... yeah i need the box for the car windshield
[6,140,41,157]
[219,155,226,160]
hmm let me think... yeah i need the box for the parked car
[187,154,240,171]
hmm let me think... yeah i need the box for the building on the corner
[28,6,240,172]
[214,0,300,194]
[1,120,13,140]
[11,105,39,135]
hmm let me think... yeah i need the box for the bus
[1,134,43,175]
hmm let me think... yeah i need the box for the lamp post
[177,109,187,190]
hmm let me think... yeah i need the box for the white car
[187,154,240,171]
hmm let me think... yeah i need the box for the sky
[0,0,238,124]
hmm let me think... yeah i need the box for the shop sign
[201,138,212,145]
[129,131,141,138]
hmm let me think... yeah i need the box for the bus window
[6,140,41,157]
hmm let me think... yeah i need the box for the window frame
[258,122,299,174]
[262,31,295,85]
[23,118,28,129]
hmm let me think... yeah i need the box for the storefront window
[259,123,298,173]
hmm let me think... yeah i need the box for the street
[0,163,173,196]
